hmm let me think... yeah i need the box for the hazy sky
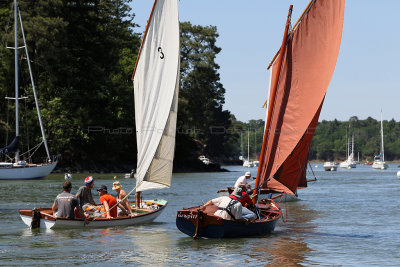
[130,0,400,122]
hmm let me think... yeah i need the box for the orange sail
[257,0,345,195]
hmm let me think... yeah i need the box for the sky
[130,0,400,122]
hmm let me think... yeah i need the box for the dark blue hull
[176,214,280,238]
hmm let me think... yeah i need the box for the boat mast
[247,129,250,162]
[380,110,384,161]
[351,134,354,160]
[252,5,293,204]
[240,132,243,159]
[133,0,158,207]
[14,0,20,162]
[131,0,158,80]
[18,8,51,161]
[345,126,348,159]
[254,129,257,160]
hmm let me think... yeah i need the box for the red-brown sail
[257,0,345,195]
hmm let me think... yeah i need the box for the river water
[0,164,399,266]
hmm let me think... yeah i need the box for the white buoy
[64,173,72,180]
[397,171,400,178]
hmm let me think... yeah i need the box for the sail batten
[258,0,345,195]
[133,0,179,192]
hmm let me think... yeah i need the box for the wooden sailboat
[0,0,58,180]
[19,0,180,229]
[176,0,345,238]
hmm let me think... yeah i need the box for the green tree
[177,21,234,161]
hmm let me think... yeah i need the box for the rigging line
[19,140,42,158]
[5,99,9,145]
[308,161,317,181]
[24,97,31,161]
[267,0,316,70]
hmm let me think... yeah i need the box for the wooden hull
[176,200,282,238]
[0,162,57,180]
[19,199,167,229]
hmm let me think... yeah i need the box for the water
[1,164,400,266]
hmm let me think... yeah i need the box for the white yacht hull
[372,162,388,170]
[339,161,356,168]
[0,162,57,180]
[323,162,337,171]
[243,160,253,168]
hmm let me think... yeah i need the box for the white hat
[245,171,251,177]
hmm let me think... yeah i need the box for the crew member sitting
[112,181,134,217]
[52,181,88,223]
[234,171,252,188]
[229,185,257,221]
[97,185,117,219]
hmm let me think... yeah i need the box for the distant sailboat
[252,129,259,167]
[0,0,57,180]
[243,130,253,167]
[372,111,388,170]
[340,132,356,169]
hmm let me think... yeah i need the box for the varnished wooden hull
[19,199,167,229]
[176,200,282,238]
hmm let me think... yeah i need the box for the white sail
[133,0,180,192]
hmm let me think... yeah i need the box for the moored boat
[0,0,58,180]
[323,161,338,171]
[372,111,388,170]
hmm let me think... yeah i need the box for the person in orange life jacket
[97,185,117,218]
[229,185,257,221]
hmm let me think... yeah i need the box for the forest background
[0,1,399,172]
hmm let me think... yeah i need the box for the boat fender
[31,209,41,229]
[218,199,238,220]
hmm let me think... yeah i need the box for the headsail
[257,0,345,195]
[133,0,180,192]
[0,136,19,155]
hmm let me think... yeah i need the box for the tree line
[1,1,398,173]
[0,1,238,171]
[236,116,400,163]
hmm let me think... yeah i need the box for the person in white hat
[112,181,134,217]
[234,171,252,188]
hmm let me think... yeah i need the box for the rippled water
[1,164,400,266]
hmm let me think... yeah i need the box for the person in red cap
[97,185,117,219]
[76,176,97,209]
